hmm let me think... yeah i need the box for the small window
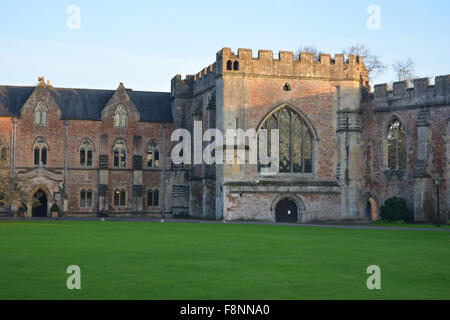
[120,189,126,206]
[87,189,93,207]
[34,148,40,165]
[154,189,159,207]
[80,189,86,208]
[41,147,47,165]
[226,60,232,70]
[147,189,153,207]
[114,189,120,206]
[233,61,239,71]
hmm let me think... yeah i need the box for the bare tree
[392,58,415,81]
[342,43,386,79]
[296,46,322,61]
[0,172,36,217]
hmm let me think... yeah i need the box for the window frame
[34,101,48,127]
[113,104,128,129]
[384,116,407,171]
[256,104,317,176]
[113,189,127,207]
[32,137,49,166]
[112,139,127,168]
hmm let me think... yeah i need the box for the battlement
[373,75,450,110]
[216,47,369,83]
[171,62,217,97]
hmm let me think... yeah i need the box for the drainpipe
[64,121,69,203]
[162,123,167,220]
[12,118,16,173]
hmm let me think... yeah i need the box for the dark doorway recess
[275,199,298,223]
[32,190,48,217]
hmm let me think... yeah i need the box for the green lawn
[0,220,449,300]
[369,221,450,229]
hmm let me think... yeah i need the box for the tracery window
[33,137,49,166]
[386,118,407,170]
[114,104,127,128]
[34,101,48,127]
[258,105,314,173]
[79,139,94,166]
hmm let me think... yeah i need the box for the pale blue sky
[0,0,449,91]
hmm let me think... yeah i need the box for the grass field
[0,220,449,300]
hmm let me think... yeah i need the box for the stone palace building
[0,47,448,223]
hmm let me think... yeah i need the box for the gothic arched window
[114,104,127,128]
[34,101,48,127]
[147,141,160,168]
[386,118,407,170]
[33,137,49,166]
[258,105,314,173]
[113,139,127,168]
[79,139,94,166]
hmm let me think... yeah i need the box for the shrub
[380,197,414,222]
[50,203,60,213]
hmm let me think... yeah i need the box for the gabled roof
[0,85,173,123]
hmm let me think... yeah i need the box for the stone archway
[29,186,52,218]
[271,194,305,223]
[362,193,378,221]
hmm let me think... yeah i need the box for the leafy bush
[50,203,60,213]
[380,197,413,222]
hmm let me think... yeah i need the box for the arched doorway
[32,189,48,217]
[366,197,378,221]
[275,198,298,223]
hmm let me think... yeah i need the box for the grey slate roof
[0,86,35,117]
[0,85,173,123]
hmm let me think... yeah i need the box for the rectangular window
[80,190,86,208]
[154,151,159,167]
[41,148,47,165]
[154,189,159,207]
[34,148,40,165]
[120,151,126,167]
[147,190,153,206]
[114,150,119,167]
[120,190,126,206]
[114,190,120,206]
[87,150,93,166]
[80,149,85,165]
[87,190,92,207]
